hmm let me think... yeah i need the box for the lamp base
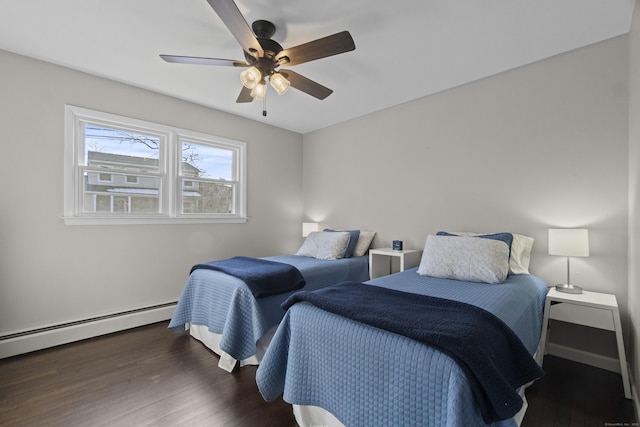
[555,284,583,294]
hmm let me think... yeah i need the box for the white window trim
[63,105,247,225]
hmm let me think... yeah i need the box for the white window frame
[64,105,247,225]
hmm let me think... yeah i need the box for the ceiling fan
[160,0,356,116]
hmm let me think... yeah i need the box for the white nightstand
[538,288,631,399]
[368,248,422,279]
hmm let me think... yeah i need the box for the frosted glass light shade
[250,82,266,100]
[302,222,320,237]
[240,67,261,89]
[548,228,590,257]
[270,72,290,95]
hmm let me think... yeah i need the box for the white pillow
[417,235,509,284]
[509,234,534,275]
[438,231,534,275]
[296,231,351,260]
[353,231,376,257]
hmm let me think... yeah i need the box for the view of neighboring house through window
[179,140,235,214]
[64,106,246,224]
[83,125,162,214]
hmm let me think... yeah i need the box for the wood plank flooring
[523,354,637,427]
[0,322,637,426]
[0,323,295,426]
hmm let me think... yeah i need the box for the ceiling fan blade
[236,86,253,103]
[160,54,247,67]
[276,31,355,66]
[280,70,333,100]
[206,0,263,58]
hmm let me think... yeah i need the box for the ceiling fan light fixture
[250,81,267,100]
[240,66,261,89]
[270,72,290,95]
[161,1,356,114]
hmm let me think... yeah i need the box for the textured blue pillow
[436,231,513,259]
[324,229,361,258]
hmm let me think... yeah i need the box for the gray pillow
[353,231,376,257]
[417,234,509,284]
[296,231,351,260]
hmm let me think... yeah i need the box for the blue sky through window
[84,125,159,159]
[182,141,232,180]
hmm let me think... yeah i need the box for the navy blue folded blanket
[282,281,544,423]
[191,256,305,298]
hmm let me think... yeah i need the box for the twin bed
[168,229,374,371]
[257,268,547,426]
[170,229,547,426]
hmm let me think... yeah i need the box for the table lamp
[302,222,320,237]
[548,228,589,294]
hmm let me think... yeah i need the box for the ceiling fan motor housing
[243,20,286,78]
[252,20,276,39]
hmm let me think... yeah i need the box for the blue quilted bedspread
[168,255,370,361]
[281,281,543,423]
[191,256,305,298]
[256,269,548,426]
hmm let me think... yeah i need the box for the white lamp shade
[302,222,320,237]
[548,228,590,257]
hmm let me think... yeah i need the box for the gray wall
[0,49,303,335]
[303,36,630,359]
[628,0,640,407]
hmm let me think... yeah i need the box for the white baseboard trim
[546,342,622,373]
[0,303,176,359]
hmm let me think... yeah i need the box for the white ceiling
[0,0,635,134]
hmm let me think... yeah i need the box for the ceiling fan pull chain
[262,92,267,117]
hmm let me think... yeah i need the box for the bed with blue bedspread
[168,254,370,371]
[256,268,548,426]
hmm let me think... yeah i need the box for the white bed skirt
[188,323,277,372]
[292,405,345,427]
[292,384,530,427]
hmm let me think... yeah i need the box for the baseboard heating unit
[0,302,176,359]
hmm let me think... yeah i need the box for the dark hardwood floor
[0,323,296,426]
[0,322,636,426]
[523,354,637,427]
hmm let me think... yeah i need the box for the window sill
[62,216,248,226]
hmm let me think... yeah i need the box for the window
[98,173,112,182]
[64,106,246,225]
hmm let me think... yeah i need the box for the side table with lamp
[537,228,631,399]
